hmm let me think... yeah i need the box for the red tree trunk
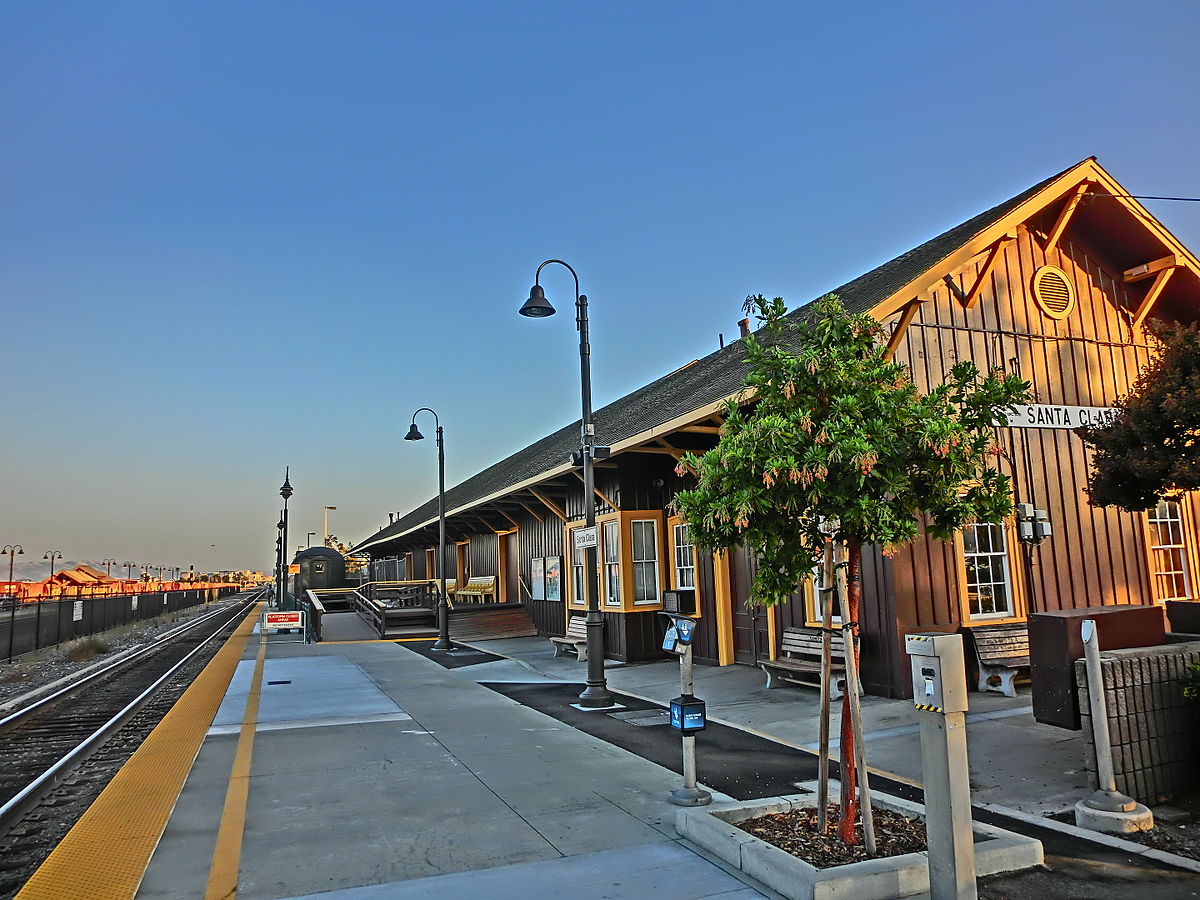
[838,539,863,844]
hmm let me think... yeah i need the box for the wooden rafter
[654,436,699,478]
[1124,255,1179,283]
[1132,266,1177,329]
[516,502,544,523]
[571,471,619,511]
[1042,181,1091,253]
[679,425,721,434]
[961,237,1012,309]
[883,300,921,361]
[491,507,521,529]
[529,488,568,521]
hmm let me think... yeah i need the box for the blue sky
[2,1,1198,575]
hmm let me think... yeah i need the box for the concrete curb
[976,801,1200,875]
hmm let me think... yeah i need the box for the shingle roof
[355,162,1079,553]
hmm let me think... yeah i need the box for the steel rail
[0,595,256,733]
[0,598,255,834]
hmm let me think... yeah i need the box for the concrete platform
[133,637,772,900]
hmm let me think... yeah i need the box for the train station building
[354,157,1200,699]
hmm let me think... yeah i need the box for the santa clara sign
[1006,404,1119,430]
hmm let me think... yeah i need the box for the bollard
[661,612,711,807]
[905,633,976,900]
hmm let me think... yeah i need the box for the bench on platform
[455,575,496,604]
[963,622,1030,698]
[549,616,591,662]
[759,626,848,700]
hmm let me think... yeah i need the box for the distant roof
[353,160,1084,554]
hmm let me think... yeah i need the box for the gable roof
[354,158,1189,553]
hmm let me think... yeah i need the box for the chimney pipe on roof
[389,513,395,524]
[738,318,750,338]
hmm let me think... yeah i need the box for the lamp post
[280,469,293,608]
[307,531,317,548]
[323,506,337,545]
[4,545,23,662]
[275,517,285,609]
[124,561,136,580]
[43,550,63,598]
[102,558,117,576]
[405,409,451,651]
[519,260,614,707]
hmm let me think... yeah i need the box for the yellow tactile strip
[16,603,262,900]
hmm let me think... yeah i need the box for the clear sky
[2,1,1198,577]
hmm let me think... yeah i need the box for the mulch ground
[736,804,927,868]
[1120,790,1200,861]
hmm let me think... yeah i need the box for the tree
[1079,321,1200,511]
[675,294,1028,843]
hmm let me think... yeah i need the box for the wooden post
[836,545,876,855]
[816,538,836,833]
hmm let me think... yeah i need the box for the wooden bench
[455,575,497,604]
[963,622,1030,698]
[549,616,591,662]
[759,626,849,700]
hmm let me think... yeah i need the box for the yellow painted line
[204,633,268,900]
[16,603,262,900]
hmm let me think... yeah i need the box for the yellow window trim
[564,510,667,613]
[666,514,703,620]
[954,518,1028,626]
[1139,494,1199,603]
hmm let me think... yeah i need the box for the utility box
[905,632,968,714]
[662,589,696,615]
[1030,605,1166,729]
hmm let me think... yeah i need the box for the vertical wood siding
[886,226,1160,657]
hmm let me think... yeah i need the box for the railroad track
[0,596,258,840]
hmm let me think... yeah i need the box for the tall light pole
[307,531,317,548]
[520,260,614,707]
[4,545,24,663]
[405,409,451,651]
[280,469,293,608]
[124,561,136,580]
[102,558,117,576]
[323,506,337,544]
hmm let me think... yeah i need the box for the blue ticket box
[669,695,706,734]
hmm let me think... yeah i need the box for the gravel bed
[0,601,241,708]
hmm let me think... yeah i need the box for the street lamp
[4,545,23,662]
[280,468,293,608]
[323,506,337,544]
[124,561,136,580]
[519,260,614,707]
[275,516,285,608]
[405,408,452,651]
[102,557,117,576]
[307,531,317,548]
[43,550,63,599]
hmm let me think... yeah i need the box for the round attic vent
[1032,265,1075,320]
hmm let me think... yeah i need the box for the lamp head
[519,284,556,318]
[404,423,424,441]
[280,466,293,500]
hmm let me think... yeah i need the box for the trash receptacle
[1029,604,1166,729]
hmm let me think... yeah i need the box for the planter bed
[676,783,1043,900]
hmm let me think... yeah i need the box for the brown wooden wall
[467,532,497,578]
[884,225,1162,670]
[512,507,568,635]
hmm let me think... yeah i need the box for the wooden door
[500,532,520,603]
[730,547,770,664]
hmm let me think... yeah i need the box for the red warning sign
[264,611,303,628]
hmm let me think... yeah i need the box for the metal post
[669,639,712,806]
[432,424,451,650]
[576,293,613,707]
[816,538,835,832]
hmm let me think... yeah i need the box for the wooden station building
[355,158,1200,698]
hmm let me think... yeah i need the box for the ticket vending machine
[660,612,711,806]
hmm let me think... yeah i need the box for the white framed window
[962,523,1014,619]
[1147,499,1192,601]
[631,519,660,606]
[603,520,621,606]
[673,523,695,589]
[571,537,587,606]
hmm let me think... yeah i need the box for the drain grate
[608,709,671,727]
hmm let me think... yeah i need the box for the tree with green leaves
[1079,321,1200,512]
[675,293,1028,844]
